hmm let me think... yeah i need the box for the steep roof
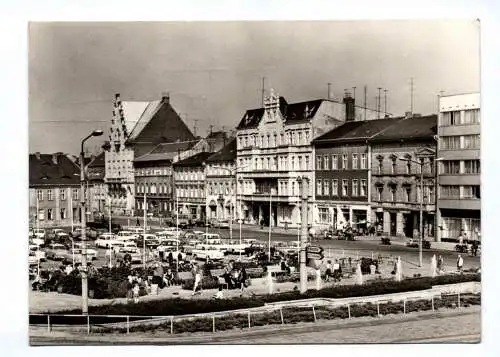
[127,99,195,145]
[369,115,437,142]
[313,117,401,144]
[173,152,214,168]
[88,152,105,168]
[236,98,325,130]
[206,138,237,163]
[29,153,80,187]
[134,140,197,163]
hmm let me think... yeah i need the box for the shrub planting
[51,273,480,317]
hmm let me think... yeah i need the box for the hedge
[52,273,480,316]
[109,293,481,334]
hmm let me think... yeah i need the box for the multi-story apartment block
[437,93,480,242]
[133,141,194,217]
[312,118,398,231]
[236,90,379,228]
[104,93,195,216]
[173,152,214,221]
[205,139,237,221]
[29,152,81,228]
[369,114,438,239]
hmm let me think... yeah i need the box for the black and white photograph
[26,18,482,345]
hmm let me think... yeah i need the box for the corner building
[437,93,480,242]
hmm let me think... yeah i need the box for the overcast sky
[29,20,480,155]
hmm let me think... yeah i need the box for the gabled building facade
[86,152,107,215]
[104,93,195,216]
[205,139,237,221]
[235,89,380,228]
[437,93,480,242]
[29,152,81,228]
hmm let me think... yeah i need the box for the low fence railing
[29,290,480,336]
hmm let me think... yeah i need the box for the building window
[404,187,411,202]
[441,160,461,174]
[72,189,79,200]
[297,132,302,145]
[318,207,329,223]
[47,208,54,221]
[377,187,383,201]
[463,185,481,199]
[316,155,322,170]
[441,136,461,150]
[323,155,329,170]
[323,179,330,196]
[37,190,43,201]
[305,155,309,170]
[360,154,367,169]
[342,154,348,170]
[378,159,383,174]
[60,189,66,201]
[342,180,348,196]
[391,158,397,174]
[463,109,480,124]
[390,187,396,202]
[331,155,338,170]
[440,185,460,199]
[463,160,480,174]
[360,179,367,196]
[441,110,462,126]
[297,156,302,170]
[60,208,67,220]
[352,179,358,196]
[352,154,359,169]
[406,160,411,174]
[332,180,338,196]
[462,134,480,149]
[427,185,434,204]
[316,179,322,196]
[47,189,53,201]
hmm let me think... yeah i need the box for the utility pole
[261,77,266,106]
[352,87,357,101]
[384,89,388,116]
[298,176,309,294]
[364,85,367,121]
[377,87,382,119]
[410,77,414,114]
[327,83,332,100]
[375,96,379,119]
[143,192,146,269]
[193,119,199,137]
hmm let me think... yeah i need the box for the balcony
[374,200,436,212]
[438,198,480,210]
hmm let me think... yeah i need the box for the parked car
[52,229,69,240]
[213,220,230,229]
[33,229,46,240]
[45,243,69,260]
[72,244,98,259]
[406,238,431,249]
[95,233,121,248]
[70,227,98,240]
[29,244,46,262]
[244,242,265,257]
[115,231,139,242]
[135,234,160,248]
[30,235,45,247]
[88,220,121,234]
[191,246,224,261]
[115,247,143,264]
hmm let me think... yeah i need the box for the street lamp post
[297,176,309,294]
[79,129,103,315]
[238,177,243,261]
[398,153,438,268]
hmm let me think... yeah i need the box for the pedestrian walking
[457,254,464,273]
[192,262,202,295]
[325,260,333,282]
[239,267,248,294]
[132,282,140,303]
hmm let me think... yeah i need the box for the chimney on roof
[52,153,59,165]
[343,91,355,122]
[413,113,422,118]
[35,152,41,160]
[405,111,413,119]
[161,92,170,104]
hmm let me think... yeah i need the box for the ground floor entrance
[242,200,310,228]
[375,208,435,239]
[315,203,370,232]
[437,208,480,242]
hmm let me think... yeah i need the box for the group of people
[324,259,342,282]
[218,261,248,293]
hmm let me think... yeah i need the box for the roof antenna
[327,83,332,100]
[261,77,266,107]
[377,87,382,119]
[193,119,199,137]
[364,85,367,121]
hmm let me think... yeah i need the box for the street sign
[306,252,324,260]
[306,245,324,254]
